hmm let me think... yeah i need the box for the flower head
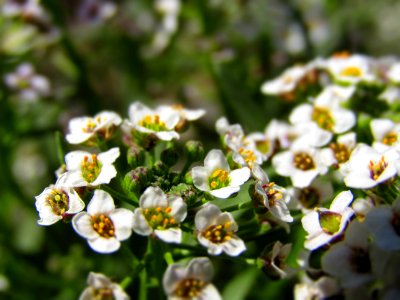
[79,272,130,300]
[162,257,221,300]
[192,149,250,198]
[66,111,122,145]
[72,190,134,253]
[58,147,120,187]
[157,104,205,132]
[195,203,246,256]
[132,186,187,243]
[370,118,400,153]
[35,181,85,225]
[302,190,354,250]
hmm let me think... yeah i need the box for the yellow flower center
[383,132,398,146]
[83,119,97,133]
[174,278,207,298]
[139,114,167,131]
[92,214,115,238]
[143,206,176,230]
[293,152,315,171]
[262,182,283,207]
[312,107,335,131]
[329,142,351,164]
[239,147,256,167]
[203,222,234,244]
[340,66,362,77]
[209,169,230,190]
[93,287,114,300]
[369,157,388,181]
[46,189,69,215]
[81,154,102,183]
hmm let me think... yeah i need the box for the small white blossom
[379,86,400,104]
[58,147,120,187]
[123,102,180,141]
[302,190,354,250]
[79,272,130,300]
[66,111,122,145]
[35,181,85,225]
[132,186,187,243]
[387,62,400,84]
[370,118,400,153]
[77,0,117,24]
[343,144,399,189]
[162,257,221,300]
[195,203,246,256]
[259,241,294,279]
[157,104,205,132]
[192,149,250,198]
[294,276,340,300]
[72,190,134,254]
[2,0,46,20]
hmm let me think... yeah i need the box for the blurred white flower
[80,272,130,300]
[162,257,221,300]
[192,149,250,198]
[72,190,134,254]
[132,186,187,243]
[77,0,117,25]
[195,203,246,256]
[370,118,400,153]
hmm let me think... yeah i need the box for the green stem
[120,277,132,289]
[138,268,147,300]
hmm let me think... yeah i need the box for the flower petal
[87,190,115,215]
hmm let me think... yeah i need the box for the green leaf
[222,267,258,300]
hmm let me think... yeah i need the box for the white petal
[109,208,134,241]
[301,211,321,235]
[65,150,90,171]
[304,232,334,251]
[66,132,93,144]
[199,284,222,300]
[192,166,210,191]
[140,186,168,208]
[289,104,313,124]
[91,164,117,186]
[66,189,85,214]
[98,147,120,164]
[87,190,115,215]
[330,190,353,212]
[209,186,239,198]
[155,228,182,243]
[195,204,221,231]
[187,257,214,281]
[57,171,87,187]
[132,209,153,236]
[169,196,187,222]
[72,212,98,239]
[216,212,238,231]
[88,237,121,253]
[163,264,186,295]
[37,205,62,225]
[332,109,356,133]
[229,167,250,186]
[204,150,229,173]
[221,236,246,256]
[291,169,319,188]
[155,131,180,141]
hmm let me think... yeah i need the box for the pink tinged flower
[35,182,85,226]
[162,257,221,300]
[253,166,293,222]
[322,221,375,288]
[302,190,354,250]
[191,149,250,199]
[370,118,400,153]
[79,272,130,300]
[123,101,180,141]
[58,147,120,187]
[364,200,400,251]
[66,111,122,145]
[72,190,134,254]
[343,144,399,189]
[132,186,187,243]
[195,203,246,256]
[272,144,330,188]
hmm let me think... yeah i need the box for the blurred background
[1,0,399,299]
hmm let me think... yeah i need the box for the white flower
[387,62,400,84]
[4,63,50,101]
[195,203,246,256]
[321,132,357,168]
[162,257,221,300]
[79,272,130,300]
[123,102,180,141]
[72,190,134,254]
[314,84,356,105]
[132,186,187,243]
[157,104,205,132]
[364,200,400,251]
[215,117,246,151]
[379,86,400,104]
[294,276,340,300]
[192,149,250,198]
[66,111,122,145]
[253,165,293,222]
[77,0,117,24]
[259,241,293,279]
[301,190,354,250]
[370,118,400,153]
[261,64,310,95]
[2,0,46,19]
[272,143,330,188]
[58,147,120,187]
[322,221,375,288]
[35,181,85,225]
[343,144,399,189]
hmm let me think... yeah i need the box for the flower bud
[184,140,204,163]
[160,147,179,167]
[152,161,169,176]
[127,146,145,168]
[122,167,151,194]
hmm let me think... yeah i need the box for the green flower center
[312,107,335,131]
[143,207,176,230]
[139,114,167,131]
[318,211,342,234]
[293,152,315,171]
[203,222,233,244]
[329,142,351,164]
[298,187,320,209]
[208,169,230,190]
[81,154,102,183]
[93,287,115,300]
[46,189,69,216]
[369,157,388,181]
[256,140,271,155]
[383,132,398,146]
[174,278,207,298]
[92,214,115,238]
